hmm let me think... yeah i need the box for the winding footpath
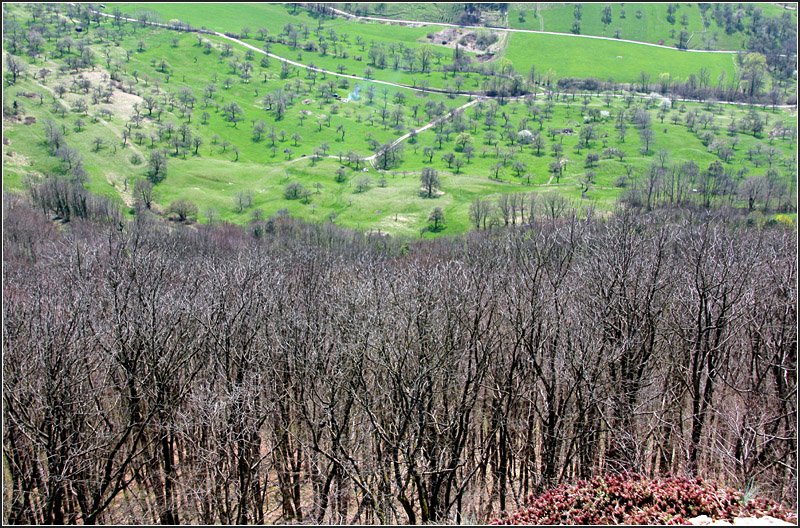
[363,98,482,163]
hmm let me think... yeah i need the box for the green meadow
[501,31,738,84]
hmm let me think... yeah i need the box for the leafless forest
[3,196,796,524]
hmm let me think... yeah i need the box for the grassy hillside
[3,3,797,237]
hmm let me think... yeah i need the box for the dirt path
[282,97,480,168]
[324,5,740,54]
[364,97,481,163]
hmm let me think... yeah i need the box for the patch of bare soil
[425,27,505,60]
[5,150,31,167]
[75,70,144,120]
[106,172,136,207]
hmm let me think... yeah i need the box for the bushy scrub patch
[492,474,798,525]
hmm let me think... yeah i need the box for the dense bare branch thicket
[3,195,796,524]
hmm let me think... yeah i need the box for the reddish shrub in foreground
[492,474,798,525]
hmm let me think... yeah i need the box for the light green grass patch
[502,31,737,84]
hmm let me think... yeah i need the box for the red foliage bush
[492,474,797,525]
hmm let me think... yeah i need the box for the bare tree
[420,167,440,198]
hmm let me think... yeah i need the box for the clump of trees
[25,175,121,223]
[284,181,309,201]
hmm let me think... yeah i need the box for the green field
[501,31,738,84]
[3,2,797,237]
[113,2,435,49]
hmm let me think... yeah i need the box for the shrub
[492,474,797,526]
[167,199,198,222]
[475,32,499,49]
[354,175,371,193]
[284,182,306,200]
[146,150,168,184]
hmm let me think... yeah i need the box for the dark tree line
[3,195,796,525]
[551,69,794,106]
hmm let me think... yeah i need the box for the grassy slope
[145,156,535,236]
[125,31,464,157]
[404,97,797,205]
[8,54,795,236]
